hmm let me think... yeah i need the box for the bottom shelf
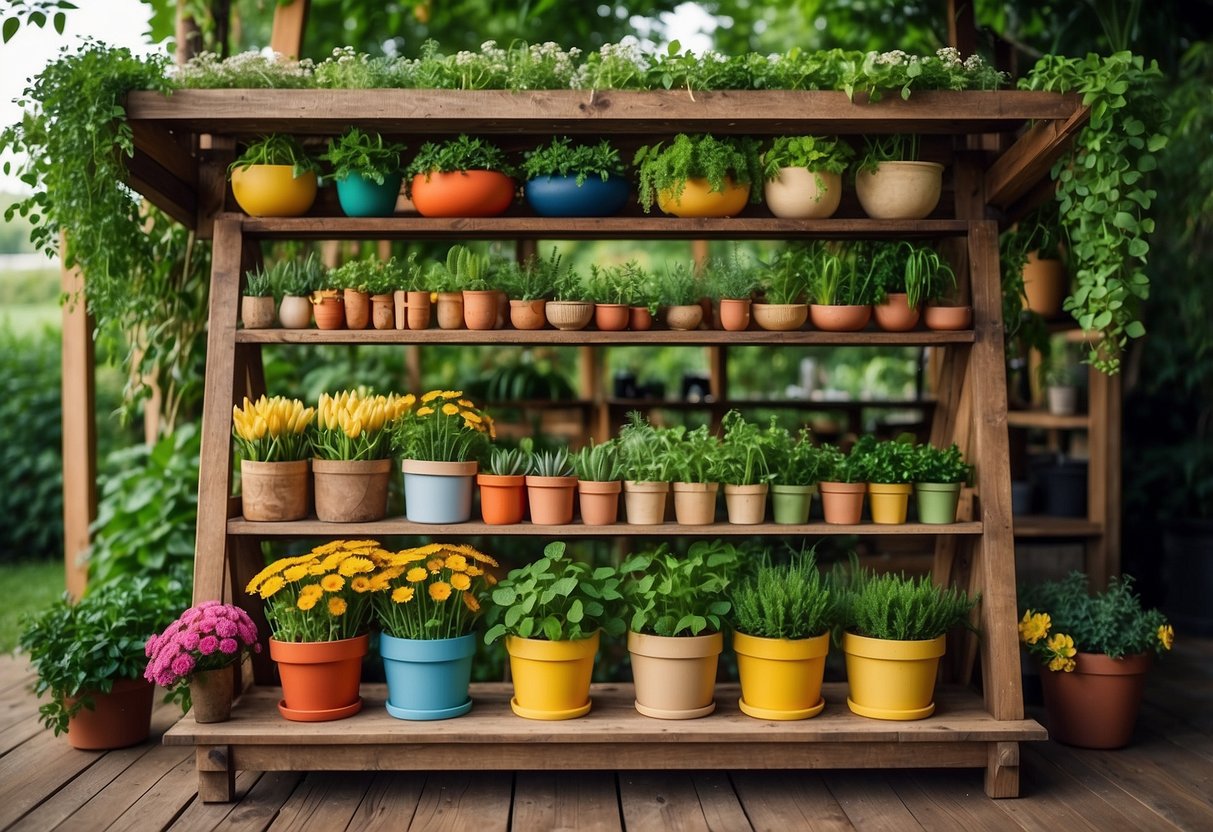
[165,682,1045,772]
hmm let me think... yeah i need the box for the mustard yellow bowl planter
[505,631,599,720]
[231,164,318,217]
[868,482,913,524]
[734,631,829,720]
[843,631,945,720]
[656,177,751,218]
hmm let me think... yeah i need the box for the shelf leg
[984,741,1020,798]
[196,745,235,803]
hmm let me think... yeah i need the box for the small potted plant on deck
[241,264,276,329]
[229,134,319,217]
[660,262,705,331]
[753,248,808,332]
[807,242,879,332]
[817,442,873,525]
[498,254,553,331]
[913,443,972,525]
[321,127,406,217]
[872,242,956,332]
[574,438,624,526]
[705,251,759,332]
[854,135,944,220]
[233,394,314,522]
[635,133,762,217]
[617,412,676,524]
[312,390,411,522]
[330,257,375,330]
[545,256,594,331]
[859,435,918,525]
[584,263,637,331]
[766,422,824,525]
[523,136,629,217]
[277,254,324,329]
[406,134,515,218]
[525,447,578,526]
[761,135,854,219]
[719,410,774,524]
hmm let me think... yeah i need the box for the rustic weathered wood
[985,105,1090,211]
[1005,410,1089,429]
[408,771,513,832]
[618,773,721,832]
[984,741,1020,799]
[947,0,978,59]
[691,773,754,832]
[731,772,854,832]
[1086,367,1121,587]
[345,772,426,831]
[105,752,203,832]
[264,771,370,830]
[893,771,1026,829]
[129,121,197,189]
[195,137,235,238]
[512,772,623,832]
[1012,516,1102,538]
[196,745,236,803]
[828,774,926,831]
[269,0,309,58]
[128,148,198,228]
[59,235,94,600]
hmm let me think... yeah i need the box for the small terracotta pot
[629,631,723,719]
[271,634,368,721]
[510,299,547,330]
[240,459,309,521]
[189,663,235,724]
[411,170,514,218]
[241,295,276,329]
[407,290,432,330]
[665,304,703,331]
[477,473,527,525]
[810,304,871,332]
[393,290,408,330]
[1039,652,1152,749]
[874,293,921,332]
[436,292,464,330]
[763,168,843,219]
[819,481,866,524]
[752,303,808,332]
[312,458,391,522]
[854,161,944,220]
[65,678,154,750]
[278,295,312,329]
[656,177,750,218]
[371,293,395,330]
[718,298,752,332]
[623,480,669,525]
[1022,252,1066,318]
[924,304,972,331]
[578,480,622,526]
[312,291,344,330]
[595,303,630,331]
[343,289,370,330]
[724,483,768,524]
[546,300,594,331]
[525,475,578,525]
[629,307,654,331]
[463,289,500,330]
[672,482,719,525]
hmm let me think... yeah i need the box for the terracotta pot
[312,292,345,330]
[854,161,944,220]
[240,459,309,521]
[656,177,750,218]
[270,634,368,721]
[819,481,866,524]
[371,293,395,330]
[510,299,547,330]
[629,631,723,719]
[406,290,432,330]
[874,293,921,331]
[477,473,526,525]
[463,289,500,330]
[718,298,752,331]
[545,300,594,331]
[752,302,808,332]
[436,292,464,330]
[494,290,509,329]
[525,475,578,525]
[868,482,912,524]
[665,304,703,331]
[577,480,622,526]
[410,170,514,218]
[1022,252,1067,318]
[629,306,654,331]
[343,289,370,330]
[241,295,275,329]
[724,483,768,524]
[924,304,972,331]
[594,303,630,331]
[393,290,408,330]
[230,165,317,217]
[623,480,669,525]
[278,295,312,329]
[763,168,842,219]
[507,632,599,720]
[673,482,719,525]
[735,631,829,720]
[843,632,945,720]
[312,458,391,522]
[64,678,154,750]
[809,304,871,332]
[1039,652,1152,749]
[189,663,235,724]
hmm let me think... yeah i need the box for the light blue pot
[402,460,477,524]
[380,632,476,720]
[335,172,403,217]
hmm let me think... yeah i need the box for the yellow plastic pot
[656,177,750,218]
[868,482,912,524]
[734,631,829,720]
[230,164,318,217]
[843,631,945,720]
[505,631,599,720]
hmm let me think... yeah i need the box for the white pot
[763,168,842,219]
[855,161,944,220]
[1047,385,1079,416]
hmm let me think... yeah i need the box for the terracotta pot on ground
[672,482,719,525]
[230,165,318,217]
[629,307,654,331]
[752,303,808,332]
[843,632,946,720]
[312,458,391,522]
[240,459,309,521]
[406,290,432,330]
[868,482,912,524]
[623,481,669,525]
[371,293,395,330]
[189,663,235,724]
[924,304,972,331]
[525,475,578,525]
[463,289,500,330]
[664,304,703,331]
[577,480,622,525]
[810,304,871,332]
[1039,652,1152,749]
[874,293,921,331]
[241,296,275,329]
[506,632,599,720]
[477,473,527,525]
[735,631,829,720]
[854,161,944,220]
[595,303,630,331]
[510,299,547,330]
[278,295,312,329]
[312,292,344,330]
[271,634,368,721]
[819,481,866,524]
[436,292,464,330]
[763,168,843,219]
[392,290,408,330]
[65,678,155,750]
[1022,252,1066,318]
[718,298,752,331]
[410,171,514,218]
[629,631,723,719]
[656,177,750,218]
[343,289,370,330]
[546,300,594,331]
[724,483,768,524]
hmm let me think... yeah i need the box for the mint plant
[621,541,741,637]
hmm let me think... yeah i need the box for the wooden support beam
[60,236,95,600]
[127,150,197,229]
[985,107,1089,211]
[270,0,309,58]
[947,0,978,58]
[1086,368,1121,588]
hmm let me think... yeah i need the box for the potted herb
[20,578,183,748]
[444,244,498,331]
[276,254,324,329]
[525,447,578,526]
[732,549,835,720]
[310,266,345,331]
[875,242,956,332]
[402,252,434,330]
[660,262,704,330]
[245,540,390,721]
[544,255,593,331]
[704,250,759,332]
[621,265,661,332]
[321,127,406,217]
[913,443,972,525]
[498,253,553,330]
[330,256,378,330]
[634,133,762,217]
[366,257,404,330]
[1019,573,1173,748]
[229,134,319,217]
[859,435,918,525]
[766,422,824,525]
[621,541,741,718]
[584,263,637,331]
[241,265,276,329]
[817,443,872,524]
[523,137,629,217]
[807,241,879,331]
[718,411,773,524]
[393,390,494,524]
[405,134,515,218]
[478,446,529,525]
[574,438,623,526]
[753,248,808,331]
[617,412,676,524]
[313,390,411,522]
[428,257,466,330]
[761,135,854,219]
[838,564,977,720]
[1044,351,1080,416]
[668,424,723,526]
[233,394,314,522]
[374,542,500,720]
[484,541,626,720]
[854,135,944,220]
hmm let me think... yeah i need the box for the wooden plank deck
[2,638,1211,831]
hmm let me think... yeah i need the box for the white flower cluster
[872,49,910,66]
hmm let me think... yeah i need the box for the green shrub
[838,564,977,641]
[732,548,835,640]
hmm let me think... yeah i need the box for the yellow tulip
[252,415,268,440]
[267,410,283,437]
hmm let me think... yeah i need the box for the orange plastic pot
[718,298,752,331]
[230,165,317,217]
[578,480,622,525]
[270,634,368,721]
[819,481,866,524]
[411,170,514,218]
[595,303,630,331]
[525,475,577,525]
[65,678,154,750]
[873,293,920,331]
[464,290,500,330]
[810,304,871,332]
[478,473,526,525]
[656,177,750,218]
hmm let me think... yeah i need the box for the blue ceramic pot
[335,172,403,217]
[525,175,629,217]
[381,632,476,720]
[401,459,477,524]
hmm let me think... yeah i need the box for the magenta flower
[143,601,260,692]
[215,619,238,639]
[198,635,219,655]
[218,638,239,655]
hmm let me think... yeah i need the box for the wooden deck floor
[1,639,1211,832]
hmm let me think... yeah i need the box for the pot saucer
[385,699,473,721]
[846,697,935,721]
[738,696,825,721]
[509,696,592,721]
[277,697,363,722]
[634,699,717,720]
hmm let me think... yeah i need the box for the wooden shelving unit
[124,87,1089,801]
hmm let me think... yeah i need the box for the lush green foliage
[667,424,722,484]
[486,446,528,477]
[484,541,625,643]
[330,256,403,294]
[243,266,273,297]
[853,435,917,484]
[761,135,854,181]
[522,137,625,185]
[634,134,763,213]
[1019,573,1172,661]
[271,253,327,297]
[321,128,406,184]
[174,49,314,88]
[732,549,834,640]
[495,257,553,302]
[405,134,515,190]
[844,47,1006,101]
[621,541,741,637]
[913,443,972,484]
[838,564,978,641]
[856,134,923,172]
[583,263,639,306]
[617,411,676,482]
[657,262,702,307]
[818,443,873,484]
[866,241,955,307]
[575,438,622,482]
[529,447,575,478]
[704,251,758,301]
[765,423,825,486]
[229,134,319,176]
[802,242,880,306]
[760,248,808,305]
[718,410,774,485]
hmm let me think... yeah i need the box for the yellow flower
[297,593,318,611]
[465,565,484,577]
[429,581,452,602]
[406,566,428,583]
[427,558,445,573]
[300,583,324,598]
[1045,632,1076,668]
[461,410,483,424]
[328,596,347,616]
[462,593,481,613]
[416,406,434,417]
[441,390,462,399]
[401,393,417,408]
[321,574,345,593]
[392,586,415,604]
[458,399,474,407]
[450,573,471,591]
[313,541,343,555]
[442,402,460,416]
[283,564,309,583]
[421,390,443,403]
[350,576,372,593]
[308,564,327,575]
[1018,610,1050,645]
[339,556,375,576]
[1158,624,1174,651]
[457,545,499,567]
[485,572,498,586]
[259,575,286,599]
[1048,656,1076,672]
[444,554,468,572]
[369,573,393,592]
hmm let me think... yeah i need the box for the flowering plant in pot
[484,541,626,720]
[497,254,553,330]
[704,250,758,331]
[718,410,775,524]
[405,134,515,217]
[659,261,705,331]
[478,446,529,525]
[854,134,944,220]
[143,601,261,724]
[392,390,495,524]
[320,127,405,217]
[584,263,638,331]
[667,424,722,526]
[761,135,854,219]
[621,541,741,719]
[765,422,824,525]
[753,248,808,332]
[312,390,411,522]
[617,411,677,524]
[806,241,879,331]
[855,434,917,524]
[1019,573,1173,749]
[246,539,392,721]
[526,447,578,526]
[240,264,276,330]
[20,578,184,748]
[912,443,972,524]
[275,254,325,329]
[233,395,314,522]
[732,548,836,719]
[817,443,873,524]
[228,134,319,217]
[574,439,623,526]
[634,133,762,217]
[373,542,500,720]
[523,136,629,217]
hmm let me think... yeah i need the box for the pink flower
[237,624,257,644]
[171,654,195,677]
[198,617,216,634]
[215,619,238,638]
[218,638,239,655]
[181,631,200,651]
[145,635,159,657]
[198,635,219,655]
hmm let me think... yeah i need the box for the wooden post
[59,235,95,600]
[946,0,978,57]
[270,0,310,58]
[1086,367,1121,587]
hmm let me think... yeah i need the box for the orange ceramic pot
[525,475,577,525]
[595,303,630,331]
[873,293,920,332]
[1039,652,1152,749]
[578,480,622,525]
[819,481,866,524]
[510,299,547,330]
[406,290,432,330]
[810,304,871,332]
[371,293,395,330]
[463,289,500,330]
[718,298,752,332]
[411,171,514,218]
[436,292,464,330]
[924,304,973,331]
[1022,252,1067,318]
[478,473,527,525]
[312,292,345,330]
[629,307,654,331]
[64,678,154,750]
[271,635,368,721]
[344,289,370,330]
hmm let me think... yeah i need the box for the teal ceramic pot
[402,459,477,524]
[915,482,963,524]
[335,172,403,217]
[381,632,476,720]
[525,175,629,217]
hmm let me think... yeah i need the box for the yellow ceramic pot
[657,177,751,218]
[230,165,318,217]
[506,631,599,720]
[843,631,945,720]
[868,482,913,524]
[735,631,829,720]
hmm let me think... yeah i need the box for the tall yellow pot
[843,631,945,720]
[505,632,599,720]
[734,631,829,720]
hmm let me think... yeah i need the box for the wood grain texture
[691,773,754,832]
[408,771,512,832]
[51,745,193,832]
[618,773,716,832]
[985,106,1090,210]
[732,772,854,832]
[512,772,623,832]
[59,236,95,600]
[264,772,371,831]
[1005,410,1089,429]
[350,772,426,832]
[1011,516,1103,538]
[827,774,926,831]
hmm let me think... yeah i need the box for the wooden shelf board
[227,518,983,536]
[1005,410,1088,429]
[1012,515,1102,538]
[608,398,936,411]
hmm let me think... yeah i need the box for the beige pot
[672,482,719,525]
[436,292,464,330]
[724,483,769,524]
[406,290,432,330]
[312,458,391,522]
[546,300,594,331]
[240,459,309,521]
[628,631,723,719]
[1022,253,1067,318]
[510,299,547,330]
[752,303,808,332]
[278,295,312,329]
[393,290,408,330]
[371,293,395,330]
[763,167,842,219]
[343,289,370,330]
[241,295,276,330]
[623,480,669,525]
[664,304,703,331]
[855,161,944,220]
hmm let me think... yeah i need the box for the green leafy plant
[229,134,319,177]
[718,410,774,485]
[574,439,622,482]
[667,424,723,484]
[243,266,274,298]
[633,134,763,213]
[529,447,575,478]
[522,137,625,184]
[805,242,879,305]
[854,435,917,484]
[621,541,741,637]
[405,134,516,194]
[732,548,835,640]
[433,244,493,292]
[583,264,638,306]
[838,564,978,641]
[311,47,400,89]
[275,253,326,297]
[617,411,677,482]
[659,262,702,306]
[900,242,956,307]
[856,134,923,173]
[175,50,314,89]
[844,47,1006,102]
[487,446,529,477]
[321,127,406,184]
[913,443,972,485]
[766,422,825,486]
[762,135,855,189]
[704,250,759,301]
[760,248,809,305]
[495,259,553,301]
[817,442,872,484]
[549,255,587,302]
[484,541,626,643]
[391,391,492,463]
[331,256,402,294]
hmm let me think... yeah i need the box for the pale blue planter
[401,460,477,524]
[380,632,476,720]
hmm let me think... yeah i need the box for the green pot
[771,484,816,525]
[915,482,962,524]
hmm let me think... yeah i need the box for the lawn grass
[0,560,64,654]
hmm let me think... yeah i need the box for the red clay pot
[65,678,154,750]
[343,289,370,330]
[271,634,368,721]
[873,293,921,331]
[924,304,973,331]
[1039,651,1152,749]
[595,303,630,331]
[478,473,527,525]
[810,304,871,332]
[406,290,432,330]
[312,292,345,330]
[525,475,577,525]
[371,293,395,330]
[463,290,500,330]
[578,480,622,525]
[629,307,654,332]
[819,481,866,524]
[510,299,547,330]
[718,298,752,332]
[411,171,514,218]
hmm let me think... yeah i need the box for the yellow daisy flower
[1018,610,1050,645]
[1045,632,1076,659]
[283,564,309,583]
[416,406,434,417]
[421,390,443,403]
[457,400,474,407]
[300,583,324,599]
[442,402,460,416]
[429,581,452,602]
[259,575,286,599]
[313,541,343,555]
[350,576,372,593]
[328,596,348,616]
[1048,656,1076,672]
[339,556,375,576]
[406,566,428,583]
[461,410,483,424]
[462,593,481,613]
[465,565,484,577]
[441,390,462,399]
[450,573,471,591]
[444,554,468,572]
[321,574,345,592]
[297,593,318,611]
[427,558,445,573]
[392,586,415,604]
[1158,624,1174,651]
